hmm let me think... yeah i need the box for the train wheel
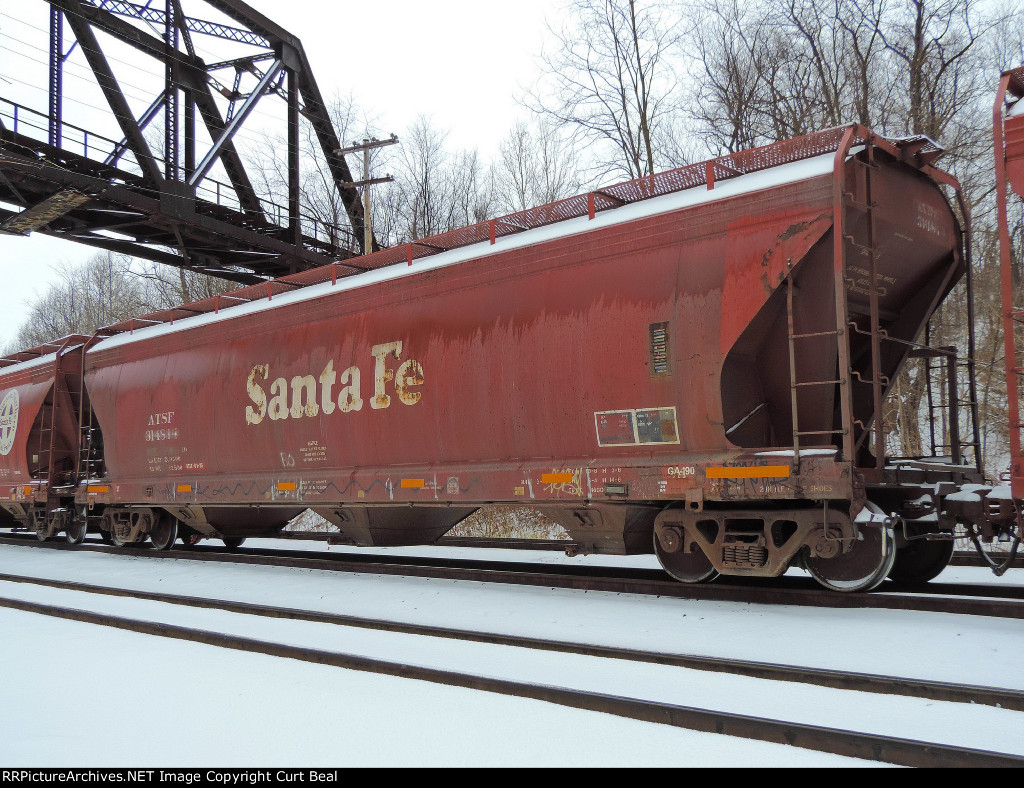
[149,517,178,551]
[804,525,896,592]
[64,520,87,545]
[654,530,718,583]
[887,537,954,585]
[222,537,246,550]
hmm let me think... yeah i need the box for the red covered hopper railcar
[0,125,1001,591]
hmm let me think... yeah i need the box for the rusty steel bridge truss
[0,0,371,283]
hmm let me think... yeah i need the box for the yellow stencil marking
[88,485,110,493]
[176,484,192,493]
[541,473,574,484]
[276,482,297,491]
[401,479,425,489]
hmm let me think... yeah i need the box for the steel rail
[1,535,1022,619]
[176,542,1024,601]
[5,533,1024,593]
[0,594,1019,768]
[282,532,1024,568]
[0,570,1021,713]
[10,529,1024,581]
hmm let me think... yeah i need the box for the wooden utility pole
[336,135,399,254]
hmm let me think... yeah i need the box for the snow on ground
[1,541,1022,766]
[0,606,867,768]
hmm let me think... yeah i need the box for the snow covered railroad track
[0,587,1021,768]
[279,532,1024,570]
[1,570,1022,713]
[1,534,1023,620]
[3,539,1023,766]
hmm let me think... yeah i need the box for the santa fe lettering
[245,341,424,426]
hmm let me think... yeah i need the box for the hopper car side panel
[978,68,1024,579]
[0,340,89,530]
[0,364,56,501]
[0,124,1004,588]
[82,177,837,511]
[0,124,987,588]
[996,70,1024,501]
[1002,105,1024,202]
[78,152,962,550]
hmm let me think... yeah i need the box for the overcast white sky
[0,0,562,348]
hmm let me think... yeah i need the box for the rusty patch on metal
[779,219,815,241]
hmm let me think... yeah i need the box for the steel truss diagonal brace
[188,58,282,187]
[61,2,163,184]
[0,0,375,280]
[104,89,167,167]
[185,81,263,217]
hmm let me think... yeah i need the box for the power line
[0,77,342,232]
[0,5,385,188]
[0,8,299,141]
[0,16,289,131]
[0,39,298,186]
[0,12,303,159]
[0,6,381,241]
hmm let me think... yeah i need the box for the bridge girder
[0,0,373,282]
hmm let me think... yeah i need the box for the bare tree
[683,0,894,152]
[860,0,993,156]
[131,261,236,309]
[525,0,682,179]
[684,0,775,153]
[8,254,152,351]
[680,0,1018,474]
[494,121,585,213]
[452,148,498,227]
[6,253,236,353]
[247,92,380,255]
[388,116,496,241]
[394,116,458,240]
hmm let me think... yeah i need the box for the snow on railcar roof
[90,150,843,353]
[0,334,90,377]
[0,351,58,376]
